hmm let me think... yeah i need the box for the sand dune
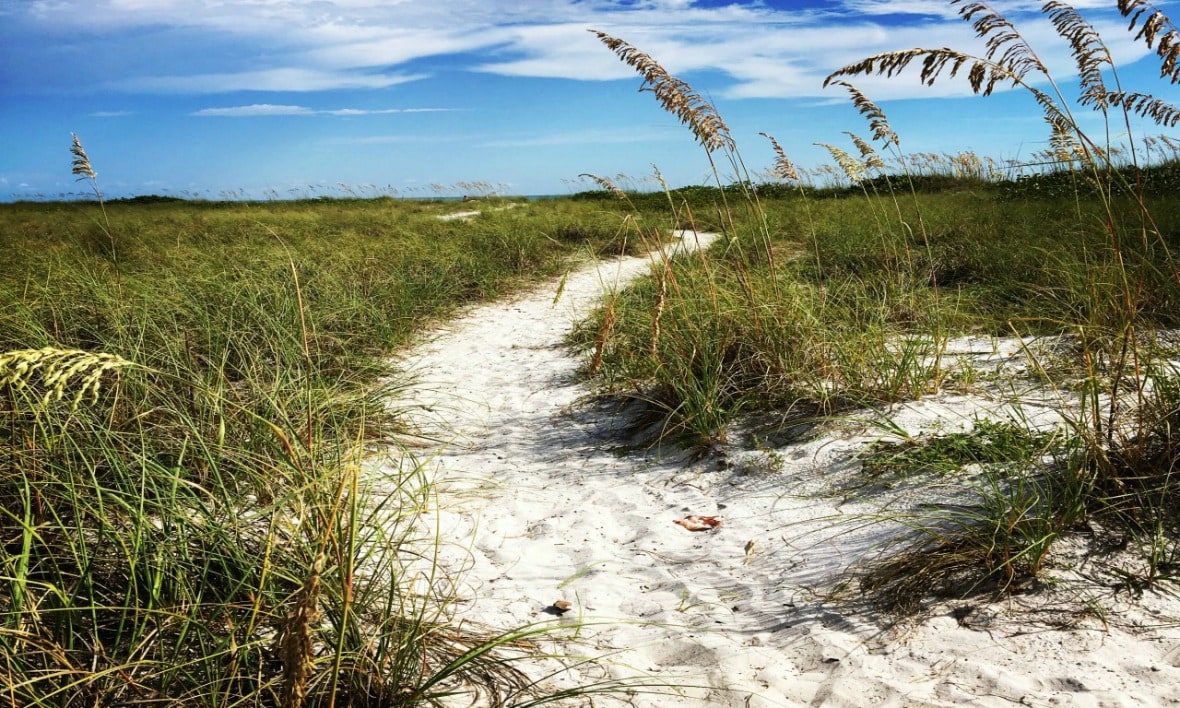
[386,232,1180,706]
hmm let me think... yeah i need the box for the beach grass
[0,183,657,704]
[5,2,1180,701]
[585,0,1180,614]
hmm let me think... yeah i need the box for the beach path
[386,231,1180,707]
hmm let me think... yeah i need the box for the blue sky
[1,0,1177,200]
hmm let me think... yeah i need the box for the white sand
[385,232,1180,706]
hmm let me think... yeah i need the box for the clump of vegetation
[584,0,1180,614]
[861,419,1061,479]
[0,141,658,704]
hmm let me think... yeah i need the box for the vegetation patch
[861,418,1062,480]
[583,0,1180,617]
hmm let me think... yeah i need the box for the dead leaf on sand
[674,515,722,532]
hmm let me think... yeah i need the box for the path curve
[386,231,1180,707]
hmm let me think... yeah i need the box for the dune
[387,231,1180,707]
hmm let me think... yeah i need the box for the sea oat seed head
[579,173,628,200]
[70,133,97,181]
[0,347,133,409]
[758,132,800,182]
[592,30,734,154]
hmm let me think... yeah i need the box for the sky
[1,0,1178,200]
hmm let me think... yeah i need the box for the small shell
[674,515,722,532]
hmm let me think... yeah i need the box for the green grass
[584,2,1180,616]
[6,4,1180,698]
[573,188,1180,448]
[861,418,1062,479]
[0,194,662,705]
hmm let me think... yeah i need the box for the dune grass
[584,1,1180,613]
[0,176,659,704]
[4,3,1180,701]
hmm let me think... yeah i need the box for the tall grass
[0,162,655,702]
[585,1,1180,611]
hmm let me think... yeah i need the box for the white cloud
[844,1,1126,17]
[482,128,680,148]
[839,0,958,18]
[120,68,427,93]
[16,0,1164,102]
[193,104,315,117]
[304,26,511,69]
[193,104,456,117]
[90,110,133,117]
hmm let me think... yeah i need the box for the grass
[582,0,1180,616]
[6,2,1180,700]
[860,418,1062,480]
[0,179,665,704]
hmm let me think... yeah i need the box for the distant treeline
[569,159,1180,204]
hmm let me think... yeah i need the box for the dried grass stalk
[758,132,800,182]
[592,31,734,154]
[588,299,618,377]
[1119,0,1180,83]
[279,553,324,708]
[650,263,669,359]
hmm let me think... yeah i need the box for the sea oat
[1104,91,1180,127]
[816,143,867,185]
[592,31,734,154]
[70,134,97,181]
[1046,114,1084,164]
[0,347,133,408]
[844,132,886,171]
[579,173,628,200]
[825,6,1077,152]
[1044,2,1112,109]
[827,81,899,148]
[1118,0,1180,83]
[758,133,800,182]
[825,2,1047,97]
[954,0,1047,80]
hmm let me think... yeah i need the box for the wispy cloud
[193,104,457,117]
[118,68,427,94]
[192,104,314,117]
[90,110,133,117]
[482,129,680,148]
[11,0,1161,102]
[330,134,462,145]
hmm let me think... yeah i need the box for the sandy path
[387,233,1180,707]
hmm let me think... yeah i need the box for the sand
[385,231,1180,706]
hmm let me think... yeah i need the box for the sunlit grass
[586,1,1180,615]
[0,188,661,704]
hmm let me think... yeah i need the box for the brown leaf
[674,515,722,532]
